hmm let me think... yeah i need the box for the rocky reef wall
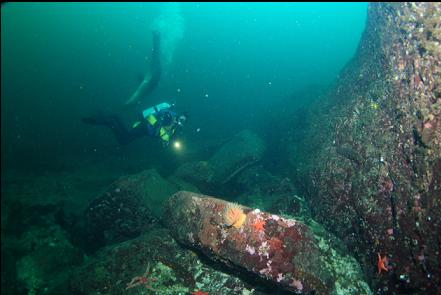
[300,3,440,293]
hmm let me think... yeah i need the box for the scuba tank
[142,102,171,118]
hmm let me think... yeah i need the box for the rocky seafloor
[2,2,440,295]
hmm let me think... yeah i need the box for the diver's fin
[82,111,112,126]
[125,31,162,107]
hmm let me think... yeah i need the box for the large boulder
[209,130,266,184]
[164,191,372,294]
[84,169,179,248]
[174,130,265,189]
[70,227,259,295]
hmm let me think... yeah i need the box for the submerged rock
[209,130,266,184]
[175,130,265,189]
[174,160,215,186]
[15,225,83,295]
[70,227,258,295]
[84,169,181,249]
[164,191,371,294]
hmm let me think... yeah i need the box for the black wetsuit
[82,108,179,146]
[82,114,146,145]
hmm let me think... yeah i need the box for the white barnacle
[245,245,256,255]
[271,214,280,221]
[285,219,297,227]
[277,273,284,282]
[258,241,270,259]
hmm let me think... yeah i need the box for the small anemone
[224,203,247,229]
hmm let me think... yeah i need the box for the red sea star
[253,219,266,232]
[126,262,157,291]
[377,253,388,274]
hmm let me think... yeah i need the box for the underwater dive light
[173,140,182,150]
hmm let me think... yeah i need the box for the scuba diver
[82,31,187,147]
[82,102,186,146]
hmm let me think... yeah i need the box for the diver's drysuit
[83,102,183,146]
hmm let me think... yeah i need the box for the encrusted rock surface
[293,3,441,293]
[164,191,372,294]
[83,169,180,248]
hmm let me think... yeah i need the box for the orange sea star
[253,219,266,231]
[377,253,388,274]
